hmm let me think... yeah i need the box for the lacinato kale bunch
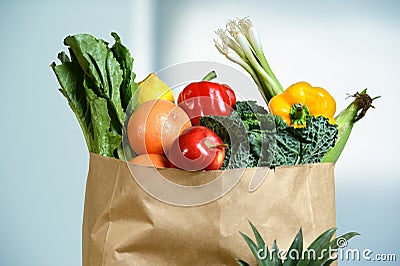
[200,101,338,168]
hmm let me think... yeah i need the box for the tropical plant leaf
[249,221,266,249]
[237,259,250,266]
[318,231,360,264]
[283,228,303,266]
[240,232,261,262]
[297,228,337,266]
[271,240,282,266]
[238,222,359,266]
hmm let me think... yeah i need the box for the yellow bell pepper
[268,82,336,127]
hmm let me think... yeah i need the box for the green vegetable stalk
[322,90,380,163]
[214,18,283,103]
[215,17,379,164]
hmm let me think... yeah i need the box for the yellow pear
[137,73,175,104]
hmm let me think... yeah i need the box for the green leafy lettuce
[199,101,338,168]
[51,33,137,158]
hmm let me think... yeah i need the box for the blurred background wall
[0,0,398,265]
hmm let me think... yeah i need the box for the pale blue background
[0,0,399,265]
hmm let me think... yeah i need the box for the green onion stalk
[214,18,379,163]
[214,18,283,103]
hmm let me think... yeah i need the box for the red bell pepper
[177,71,237,125]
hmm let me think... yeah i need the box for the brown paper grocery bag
[82,152,335,266]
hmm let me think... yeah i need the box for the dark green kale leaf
[231,101,276,167]
[270,116,338,166]
[200,101,338,168]
[267,115,301,166]
[234,100,268,131]
[235,100,268,116]
[271,116,338,166]
[200,101,275,169]
[199,111,253,169]
[249,130,275,167]
[295,116,338,164]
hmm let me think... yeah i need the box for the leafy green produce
[110,32,138,111]
[275,116,338,165]
[215,17,378,163]
[51,33,137,158]
[200,105,254,169]
[199,101,338,168]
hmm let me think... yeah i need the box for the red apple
[167,126,226,171]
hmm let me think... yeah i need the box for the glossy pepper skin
[268,81,336,127]
[178,81,236,125]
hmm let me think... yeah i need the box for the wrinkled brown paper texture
[83,153,336,266]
